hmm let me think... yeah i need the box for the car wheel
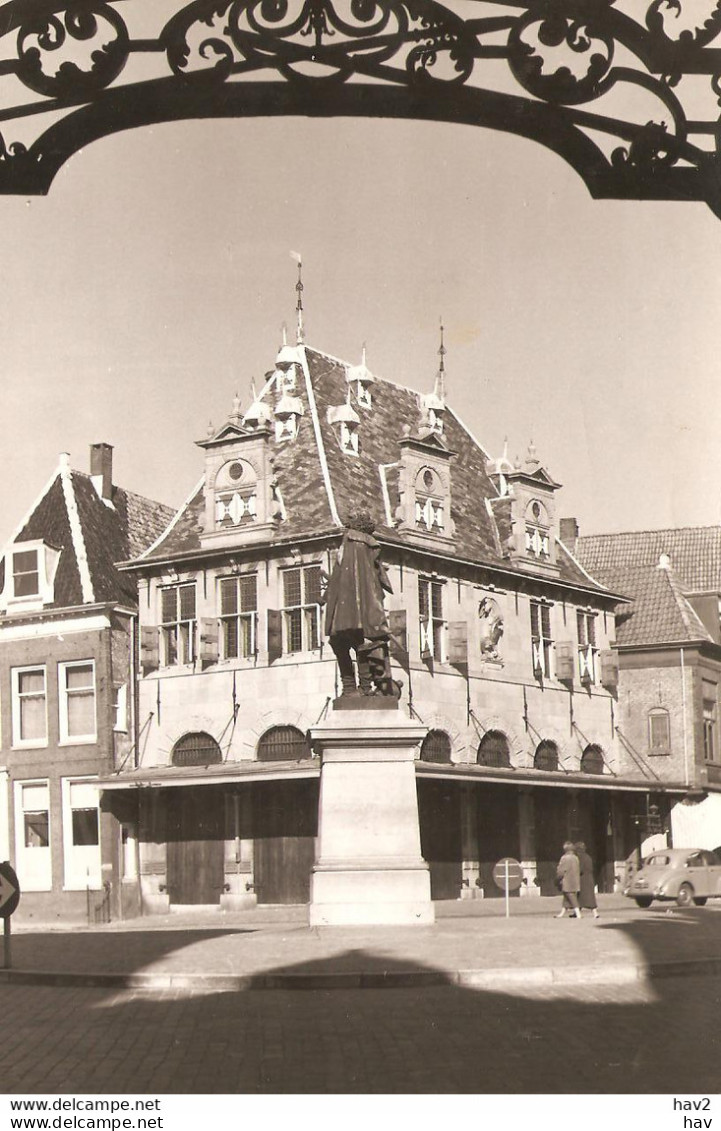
[676,883,694,908]
[634,897,652,909]
[693,896,708,907]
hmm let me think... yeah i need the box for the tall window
[62,778,101,890]
[15,781,51,891]
[12,548,39,597]
[59,661,96,743]
[702,680,718,762]
[419,578,445,661]
[530,601,553,679]
[219,574,258,659]
[161,583,196,666]
[648,708,671,756]
[577,610,597,683]
[283,565,322,653]
[12,666,47,746]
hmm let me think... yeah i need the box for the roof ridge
[61,467,95,604]
[579,525,721,540]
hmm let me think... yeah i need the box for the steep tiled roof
[582,563,712,647]
[140,345,608,593]
[7,467,173,612]
[577,528,721,593]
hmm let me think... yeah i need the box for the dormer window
[525,499,550,560]
[273,364,297,393]
[328,402,360,456]
[346,351,374,410]
[0,540,60,611]
[415,467,444,532]
[214,460,258,528]
[274,393,304,443]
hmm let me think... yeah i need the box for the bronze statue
[324,511,398,698]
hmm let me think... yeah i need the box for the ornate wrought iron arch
[1,0,721,216]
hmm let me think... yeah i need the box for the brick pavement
[4,897,721,989]
[1,976,720,1093]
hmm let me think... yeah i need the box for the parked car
[625,848,721,908]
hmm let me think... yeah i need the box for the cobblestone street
[1,975,720,1094]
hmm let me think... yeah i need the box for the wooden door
[253,780,318,905]
[477,785,521,898]
[417,780,463,900]
[166,787,225,905]
[533,788,569,897]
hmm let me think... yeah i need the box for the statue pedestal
[309,707,434,926]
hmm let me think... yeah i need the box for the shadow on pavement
[1,907,720,1093]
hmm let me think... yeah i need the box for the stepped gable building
[0,444,174,922]
[575,526,721,851]
[97,309,696,917]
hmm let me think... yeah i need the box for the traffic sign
[492,857,524,892]
[0,861,20,919]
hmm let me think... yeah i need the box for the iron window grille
[419,577,445,661]
[420,729,452,763]
[534,740,559,772]
[171,732,222,767]
[219,574,258,660]
[530,601,553,679]
[257,725,312,762]
[580,744,604,775]
[648,709,671,756]
[476,730,512,768]
[160,583,196,666]
[577,610,597,684]
[282,565,322,653]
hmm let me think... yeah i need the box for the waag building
[99,324,688,913]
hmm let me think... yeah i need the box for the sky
[1,107,719,547]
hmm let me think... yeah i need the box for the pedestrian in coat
[575,841,599,918]
[555,840,581,919]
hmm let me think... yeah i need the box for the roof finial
[230,391,241,423]
[434,317,446,402]
[249,376,257,403]
[291,251,304,344]
[362,342,367,367]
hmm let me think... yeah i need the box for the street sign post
[492,857,524,919]
[0,861,21,969]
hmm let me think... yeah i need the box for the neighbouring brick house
[0,444,173,922]
[575,527,721,854]
[97,325,691,914]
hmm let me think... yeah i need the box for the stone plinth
[309,707,434,926]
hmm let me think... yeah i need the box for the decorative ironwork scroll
[0,0,720,214]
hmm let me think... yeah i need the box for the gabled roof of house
[577,562,713,647]
[137,345,610,594]
[1,462,174,612]
[577,527,721,593]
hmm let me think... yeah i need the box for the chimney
[559,517,579,552]
[90,443,113,501]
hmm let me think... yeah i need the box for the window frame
[61,776,101,891]
[530,600,553,680]
[58,660,97,745]
[281,564,323,655]
[14,778,52,892]
[11,664,48,748]
[218,573,258,661]
[418,576,446,662]
[702,680,718,763]
[576,609,598,684]
[160,582,197,667]
[648,708,671,756]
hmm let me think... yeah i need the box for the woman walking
[555,841,581,919]
[576,841,599,918]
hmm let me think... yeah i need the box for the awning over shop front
[98,760,320,790]
[414,761,688,794]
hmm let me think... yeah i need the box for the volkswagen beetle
[625,847,721,908]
